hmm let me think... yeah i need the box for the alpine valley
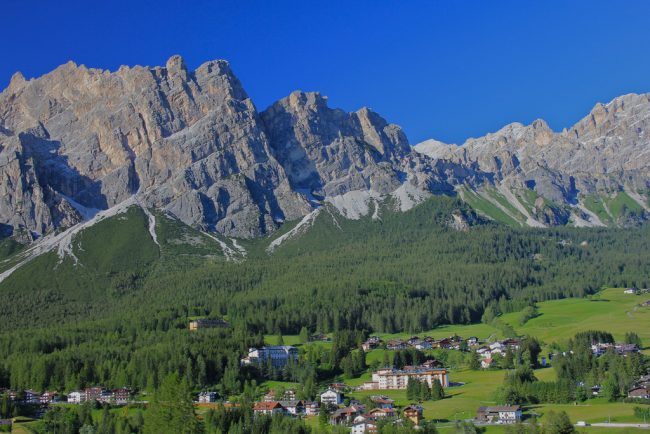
[1,57,649,268]
[1,57,650,434]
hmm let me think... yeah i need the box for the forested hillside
[0,197,649,393]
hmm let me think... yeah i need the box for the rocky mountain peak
[1,57,648,241]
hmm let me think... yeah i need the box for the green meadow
[263,286,650,431]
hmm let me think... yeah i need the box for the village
[2,326,649,433]
[2,288,649,433]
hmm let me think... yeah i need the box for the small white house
[320,389,343,405]
[67,391,84,404]
[351,421,377,434]
[198,391,218,403]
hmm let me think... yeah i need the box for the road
[582,423,650,429]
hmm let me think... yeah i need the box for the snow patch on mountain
[231,239,247,257]
[390,183,429,212]
[202,232,244,262]
[266,208,322,253]
[325,190,382,220]
[0,197,138,283]
[139,205,160,246]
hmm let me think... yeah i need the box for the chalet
[421,359,443,368]
[624,287,639,294]
[320,389,344,405]
[366,336,381,345]
[253,401,285,416]
[362,337,382,352]
[310,334,330,342]
[641,300,650,307]
[112,388,130,405]
[99,390,114,404]
[403,404,424,426]
[24,389,40,404]
[481,357,495,369]
[305,401,320,416]
[372,367,449,390]
[502,339,521,350]
[386,340,407,351]
[432,338,452,349]
[85,387,105,402]
[39,391,59,404]
[467,337,479,346]
[628,386,650,399]
[407,336,421,346]
[67,391,84,404]
[279,400,304,415]
[328,383,348,392]
[368,407,396,418]
[198,391,218,403]
[330,406,364,425]
[369,395,394,409]
[351,421,377,434]
[189,318,228,331]
[476,405,522,424]
[414,341,433,350]
[241,346,298,367]
[263,388,296,402]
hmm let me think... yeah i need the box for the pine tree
[431,379,445,401]
[144,373,198,434]
[406,378,417,401]
[299,326,310,344]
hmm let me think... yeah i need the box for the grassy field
[365,287,649,351]
[344,367,645,429]
[500,287,650,347]
[299,286,650,430]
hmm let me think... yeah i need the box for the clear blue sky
[3,0,650,144]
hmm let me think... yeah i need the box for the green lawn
[337,287,650,429]
[499,287,650,346]
[264,334,303,346]
[374,322,503,343]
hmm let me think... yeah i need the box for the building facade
[476,406,522,424]
[241,346,298,367]
[371,368,449,390]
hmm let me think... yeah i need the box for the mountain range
[1,55,648,249]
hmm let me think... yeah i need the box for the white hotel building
[371,367,449,390]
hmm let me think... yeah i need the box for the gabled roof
[253,401,284,411]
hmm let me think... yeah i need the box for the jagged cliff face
[0,56,453,239]
[416,93,650,227]
[0,56,313,238]
[261,91,411,197]
[0,56,648,240]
